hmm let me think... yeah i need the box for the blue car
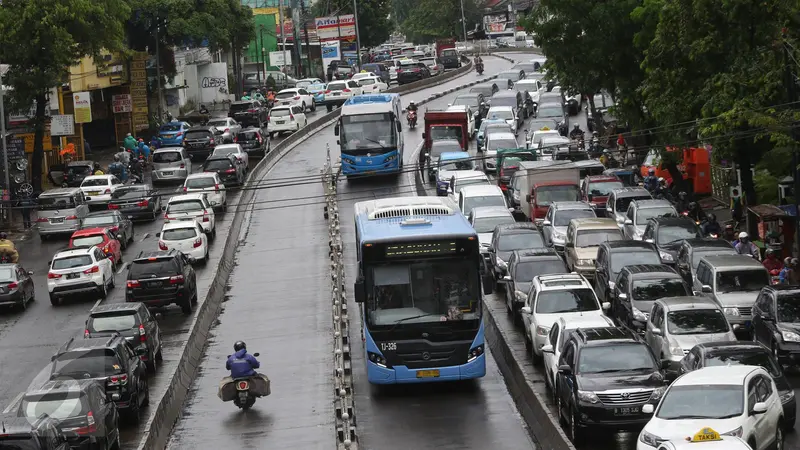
[307,83,327,105]
[436,151,475,195]
[158,121,190,146]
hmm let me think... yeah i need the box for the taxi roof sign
[687,428,721,442]
[540,126,551,131]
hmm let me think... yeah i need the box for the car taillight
[70,412,97,435]
[257,135,263,144]
[137,199,149,207]
[83,266,100,274]
[169,275,185,284]
[127,280,140,288]
[225,168,236,173]
[266,116,270,122]
[65,215,78,220]
[158,241,167,250]
[7,282,18,289]
[193,237,202,248]
[325,90,331,94]
[214,184,220,192]
[84,329,90,338]
[139,324,147,342]
[36,218,48,222]
[103,189,111,194]
[209,138,215,145]
[202,210,210,222]
[343,89,351,93]
[248,109,257,113]
[179,163,185,168]
[183,186,188,192]
[48,272,62,279]
[293,96,300,100]
[108,204,120,209]
[109,374,128,385]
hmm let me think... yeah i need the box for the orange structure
[640,147,711,194]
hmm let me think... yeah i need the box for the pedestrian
[18,195,35,230]
[730,188,744,225]
[84,139,91,156]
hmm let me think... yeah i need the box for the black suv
[202,155,244,187]
[125,250,198,314]
[48,335,149,423]
[183,126,224,161]
[642,217,703,267]
[60,160,96,187]
[228,100,268,128]
[610,264,690,334]
[753,285,800,367]
[593,240,660,304]
[0,414,70,449]
[86,302,163,373]
[326,60,352,81]
[551,327,669,443]
[235,127,270,157]
[499,248,567,322]
[487,223,546,281]
[19,379,120,450]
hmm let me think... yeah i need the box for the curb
[134,56,479,450]
[491,53,517,64]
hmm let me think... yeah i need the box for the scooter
[218,352,270,410]
[407,110,417,129]
[476,62,484,75]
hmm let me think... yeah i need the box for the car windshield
[615,195,650,213]
[777,294,800,322]
[705,350,782,377]
[185,177,216,189]
[576,229,623,247]
[455,178,490,191]
[637,207,677,224]
[66,165,92,176]
[160,124,182,132]
[0,268,14,282]
[514,260,567,282]
[491,97,517,108]
[656,385,743,419]
[587,181,624,197]
[275,91,297,99]
[22,394,85,420]
[430,142,463,157]
[153,152,182,163]
[270,108,291,117]
[716,270,769,293]
[577,344,656,373]
[88,313,138,332]
[487,110,513,121]
[667,309,729,335]
[463,195,505,216]
[81,179,108,187]
[185,130,211,140]
[204,159,234,171]
[471,87,493,96]
[473,215,515,233]
[162,226,198,240]
[610,251,661,276]
[554,209,595,227]
[631,278,688,301]
[340,113,398,153]
[83,215,116,227]
[537,105,562,118]
[237,131,259,141]
[367,260,480,325]
[440,159,474,171]
[498,72,518,80]
[129,258,178,278]
[657,224,700,245]
[52,349,120,379]
[206,119,230,127]
[537,185,579,207]
[535,288,598,314]
[497,231,545,251]
[487,138,518,153]
[230,103,257,113]
[52,255,92,270]
[360,79,376,85]
[167,200,204,213]
[72,235,105,247]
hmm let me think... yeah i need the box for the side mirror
[701,285,712,293]
[558,364,572,374]
[520,306,532,315]
[624,219,633,225]
[606,206,613,213]
[542,220,551,226]
[508,207,515,213]
[617,293,628,301]
[541,344,554,354]
[354,277,366,303]
[334,125,340,136]
[601,302,611,310]
[155,232,161,238]
[642,404,655,414]
[27,270,34,275]
[661,359,671,370]
[135,347,148,356]
[210,201,219,206]
[500,275,512,283]
[422,132,426,140]
[751,402,768,415]
[645,238,654,244]
[651,327,663,336]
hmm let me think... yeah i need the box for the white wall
[184,62,231,105]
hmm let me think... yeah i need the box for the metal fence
[322,146,358,450]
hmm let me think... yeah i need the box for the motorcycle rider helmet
[648,168,655,175]
[678,191,687,200]
[113,155,120,162]
[785,257,792,266]
[0,232,7,239]
[739,231,748,241]
[657,177,665,184]
[708,213,716,222]
[573,123,580,130]
[94,163,100,170]
[234,341,246,352]
[766,248,774,257]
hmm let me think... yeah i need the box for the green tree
[0,0,130,192]
[312,0,392,48]
[400,0,483,44]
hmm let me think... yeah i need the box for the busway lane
[165,55,539,450]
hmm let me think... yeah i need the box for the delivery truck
[514,160,581,223]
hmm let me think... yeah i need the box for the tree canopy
[400,0,484,44]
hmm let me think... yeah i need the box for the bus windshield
[368,259,480,326]
[340,113,397,155]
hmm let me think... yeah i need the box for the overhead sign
[339,14,356,38]
[269,51,291,67]
[50,115,75,136]
[112,94,132,114]
[73,92,92,123]
[315,16,340,40]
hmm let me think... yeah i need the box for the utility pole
[0,66,9,222]
[256,26,262,86]
[352,0,362,69]
[259,26,266,82]
[154,17,164,122]
[783,28,800,255]
[291,0,303,77]
[279,0,288,72]
[460,0,468,43]
[301,0,313,78]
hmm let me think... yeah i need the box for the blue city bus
[352,196,493,384]
[334,94,405,178]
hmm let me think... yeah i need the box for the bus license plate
[614,407,640,416]
[416,370,440,378]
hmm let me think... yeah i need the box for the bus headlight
[341,156,355,164]
[384,154,397,163]
[468,345,484,362]
[368,351,388,368]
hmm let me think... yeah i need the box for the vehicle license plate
[193,143,204,148]
[66,273,80,280]
[161,171,173,176]
[147,281,162,288]
[614,407,640,416]
[163,134,174,139]
[416,370,440,378]
[276,121,285,124]
[122,204,137,209]
[88,191,100,196]
[50,218,65,224]
[282,101,290,105]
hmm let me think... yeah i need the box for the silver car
[152,147,192,183]
[541,201,596,252]
[205,117,241,143]
[622,199,678,240]
[468,206,516,248]
[35,188,89,239]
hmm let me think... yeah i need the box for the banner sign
[112,94,132,113]
[315,16,340,40]
[73,92,92,123]
[339,14,356,38]
[50,115,75,136]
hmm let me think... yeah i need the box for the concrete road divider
[134,59,478,450]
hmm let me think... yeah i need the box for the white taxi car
[47,246,115,305]
[653,427,752,449]
[275,88,316,112]
[351,72,378,82]
[357,76,389,93]
[446,171,491,202]
[164,193,217,239]
[80,175,124,206]
[637,366,784,450]
[268,105,308,137]
[183,172,227,211]
[158,221,209,263]
[522,274,611,363]
[446,104,476,138]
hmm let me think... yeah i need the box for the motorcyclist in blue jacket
[226,341,260,378]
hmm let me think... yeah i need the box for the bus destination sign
[384,241,457,258]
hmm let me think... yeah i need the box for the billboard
[339,14,356,38]
[315,16,340,40]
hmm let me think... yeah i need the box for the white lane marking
[116,262,129,275]
[3,392,23,414]
[139,232,150,242]
[93,299,102,309]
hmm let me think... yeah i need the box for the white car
[487,106,519,135]
[542,201,597,251]
[212,143,249,172]
[653,430,752,450]
[80,175,124,206]
[324,80,363,104]
[163,193,217,238]
[446,104,476,138]
[467,206,516,248]
[47,246,115,305]
[357,76,389,93]
[529,129,560,150]
[446,171,491,203]
[483,131,519,172]
[521,273,611,362]
[538,136,571,160]
[456,184,508,217]
[351,72,378,82]
[637,366,784,450]
[268,105,308,136]
[183,172,227,211]
[275,88,316,112]
[158,221,209,263]
[541,315,615,395]
[515,79,545,108]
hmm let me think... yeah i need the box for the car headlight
[639,430,664,447]
[722,426,743,438]
[724,307,741,317]
[632,306,647,322]
[515,290,526,301]
[536,325,550,336]
[669,340,684,357]
[650,386,667,402]
[496,258,507,270]
[578,259,594,266]
[780,328,800,342]
[577,390,599,404]
[781,390,795,403]
[659,250,674,262]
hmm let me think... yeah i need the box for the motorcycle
[407,110,417,129]
[218,352,270,410]
[770,269,781,285]
[476,62,484,75]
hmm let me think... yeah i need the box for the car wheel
[776,423,784,450]
[142,377,150,406]
[302,102,307,112]
[181,300,193,315]
[109,274,115,289]
[555,386,565,424]
[269,132,275,139]
[128,227,134,243]
[39,234,48,242]
[49,294,59,306]
[569,407,582,443]
[311,100,316,112]
[147,350,157,373]
[127,393,141,424]
[99,280,108,299]
[192,287,199,304]
[120,236,127,250]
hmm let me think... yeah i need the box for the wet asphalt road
[166,55,540,450]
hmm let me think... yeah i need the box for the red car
[580,175,625,214]
[69,227,123,269]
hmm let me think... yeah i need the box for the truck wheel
[326,105,333,112]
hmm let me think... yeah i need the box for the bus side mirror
[396,122,402,132]
[354,278,366,303]
[334,125,340,136]
[422,132,426,140]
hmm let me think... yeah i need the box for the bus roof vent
[369,204,454,220]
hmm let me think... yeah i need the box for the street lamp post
[460,0,468,43]
[352,0,363,69]
[0,67,9,221]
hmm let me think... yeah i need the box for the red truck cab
[580,175,624,213]
[528,182,581,222]
[423,110,469,152]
